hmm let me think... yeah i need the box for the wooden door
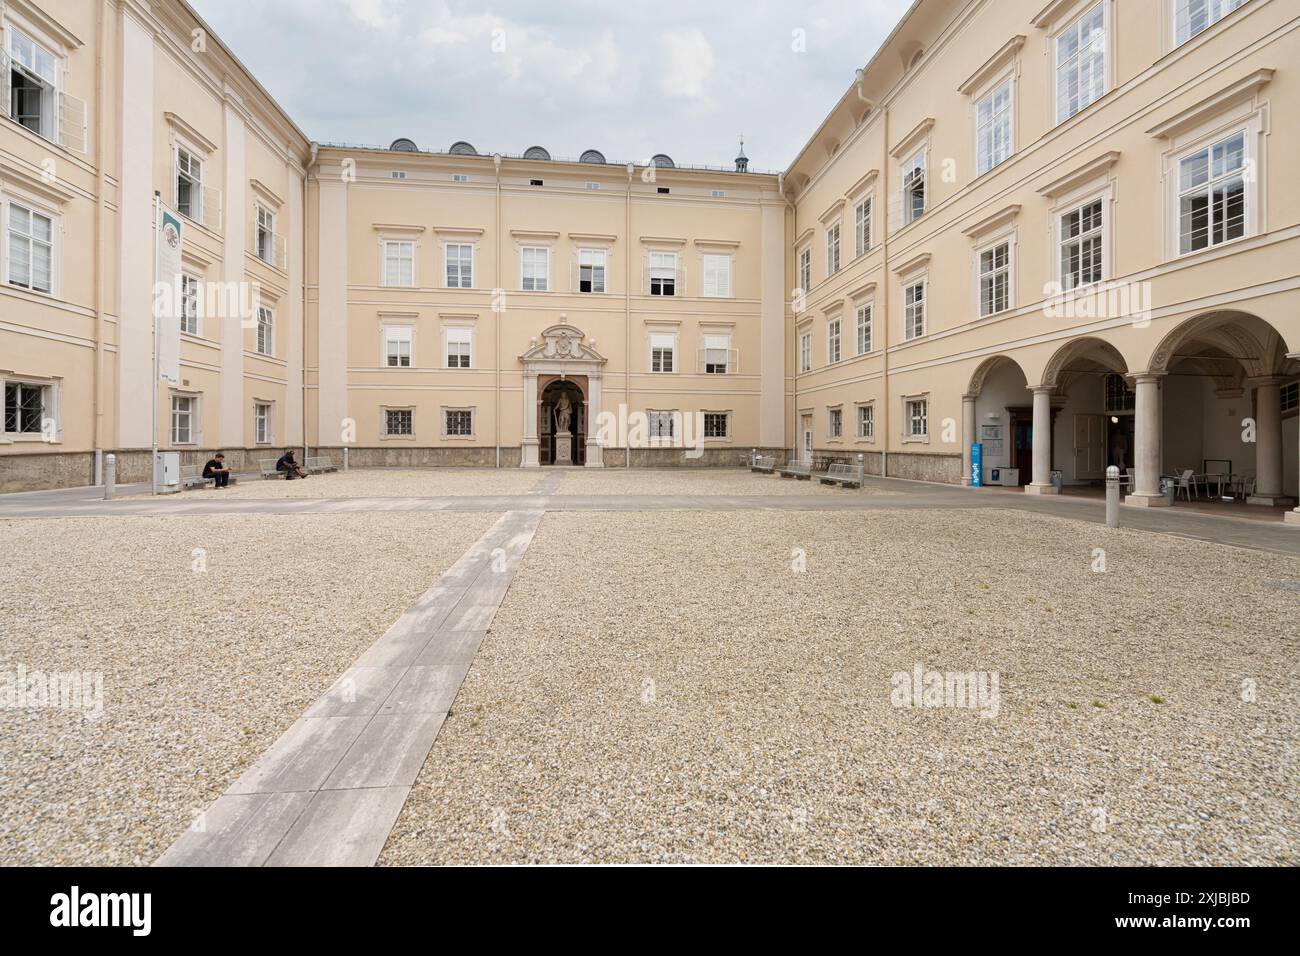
[1072,413,1105,480]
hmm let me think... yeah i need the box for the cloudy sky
[189,0,911,171]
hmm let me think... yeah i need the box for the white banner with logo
[156,203,183,387]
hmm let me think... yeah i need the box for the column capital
[1245,375,1288,388]
[1128,371,1165,384]
[1028,385,1054,396]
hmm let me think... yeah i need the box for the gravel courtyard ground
[381,508,1300,865]
[554,468,893,496]
[216,468,541,498]
[0,511,497,865]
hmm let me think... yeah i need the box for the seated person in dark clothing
[275,449,308,479]
[202,452,231,488]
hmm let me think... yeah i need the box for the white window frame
[827,317,842,365]
[253,401,272,445]
[647,410,677,440]
[254,204,276,265]
[856,402,875,441]
[444,325,473,369]
[975,76,1014,176]
[255,304,274,357]
[702,411,730,440]
[382,407,415,438]
[170,393,198,446]
[577,247,607,293]
[179,272,200,335]
[702,332,733,374]
[648,251,678,296]
[903,395,929,443]
[442,407,475,439]
[383,324,413,368]
[520,245,550,292]
[4,22,59,142]
[799,329,812,374]
[1174,0,1249,48]
[5,197,55,295]
[1174,128,1249,256]
[701,254,732,298]
[1057,196,1105,291]
[798,246,812,294]
[382,239,415,287]
[174,145,205,224]
[445,242,474,289]
[826,222,841,275]
[901,148,926,225]
[649,330,677,373]
[1052,1,1109,125]
[828,406,843,440]
[2,376,56,439]
[855,302,873,355]
[978,239,1012,317]
[902,276,927,341]
[853,197,872,257]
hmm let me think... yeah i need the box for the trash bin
[1050,469,1063,493]
[1161,478,1176,505]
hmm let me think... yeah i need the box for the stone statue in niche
[554,393,572,433]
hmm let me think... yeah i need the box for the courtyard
[0,468,1296,866]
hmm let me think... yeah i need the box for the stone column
[520,372,539,467]
[585,373,604,467]
[1126,373,1167,507]
[961,395,976,486]
[1248,378,1296,507]
[1024,386,1057,494]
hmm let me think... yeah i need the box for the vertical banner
[156,205,183,387]
[971,442,983,487]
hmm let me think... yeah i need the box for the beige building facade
[3,0,1298,522]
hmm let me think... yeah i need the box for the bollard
[343,447,350,471]
[1105,465,1119,528]
[104,453,116,500]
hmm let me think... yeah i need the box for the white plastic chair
[1173,469,1198,501]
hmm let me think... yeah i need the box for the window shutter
[58,91,87,153]
[201,185,222,231]
[0,51,11,120]
[643,252,651,295]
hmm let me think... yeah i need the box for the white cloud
[661,29,714,102]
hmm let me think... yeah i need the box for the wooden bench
[777,460,812,480]
[819,461,864,488]
[750,455,776,473]
[259,459,281,479]
[305,456,337,474]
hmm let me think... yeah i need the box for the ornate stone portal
[520,323,607,468]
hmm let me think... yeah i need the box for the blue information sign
[971,443,983,487]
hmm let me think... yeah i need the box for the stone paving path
[156,509,543,866]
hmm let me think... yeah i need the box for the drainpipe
[91,0,107,483]
[494,152,502,468]
[781,172,795,462]
[625,162,633,468]
[304,142,318,460]
[880,106,890,479]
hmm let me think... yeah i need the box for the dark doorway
[1106,414,1135,472]
[539,379,585,466]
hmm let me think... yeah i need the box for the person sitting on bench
[275,449,308,479]
[202,452,232,488]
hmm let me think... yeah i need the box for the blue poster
[971,442,982,487]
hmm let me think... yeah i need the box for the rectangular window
[255,306,273,356]
[702,254,731,297]
[444,409,473,437]
[254,402,271,444]
[858,404,875,440]
[827,318,841,364]
[7,202,52,293]
[902,150,926,224]
[8,27,57,140]
[385,326,412,368]
[1056,3,1106,123]
[856,303,873,354]
[1175,0,1249,46]
[1178,131,1246,254]
[521,246,549,291]
[255,206,276,264]
[170,395,195,444]
[829,407,843,439]
[798,248,811,293]
[176,148,203,221]
[1060,200,1103,289]
[649,252,676,296]
[979,242,1010,316]
[383,240,414,286]
[385,408,413,436]
[906,398,928,438]
[647,410,676,438]
[445,243,473,288]
[1280,380,1298,413]
[578,248,606,293]
[976,79,1013,175]
[903,280,926,340]
[650,332,675,373]
[800,332,812,373]
[853,198,872,257]
[826,223,841,275]
[703,334,731,374]
[3,380,46,434]
[446,327,471,368]
[703,412,729,438]
[180,273,199,334]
